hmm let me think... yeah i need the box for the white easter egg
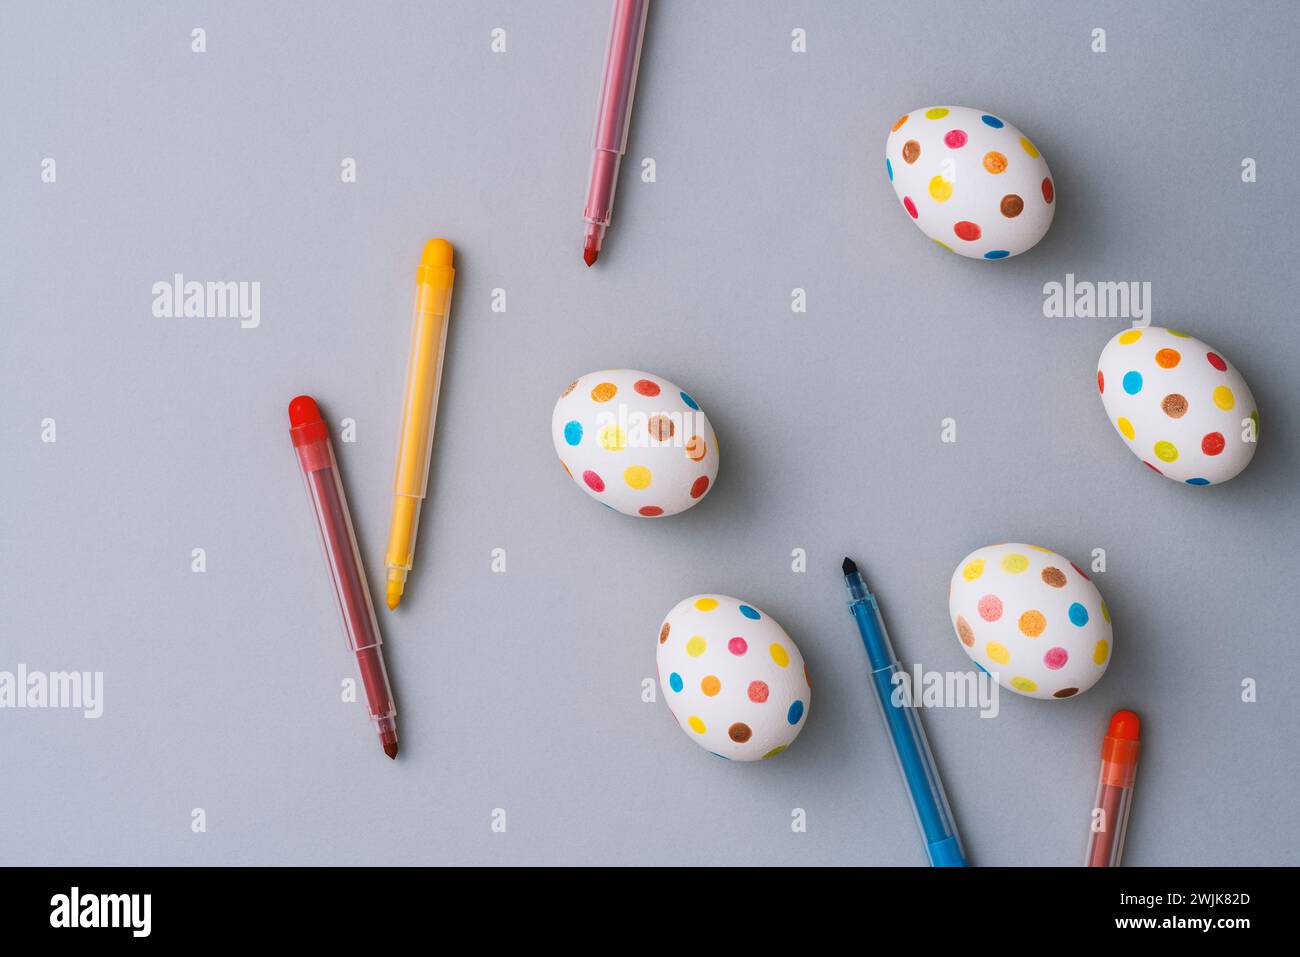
[949,544,1112,700]
[656,595,810,761]
[1097,327,1259,485]
[885,106,1055,259]
[552,370,719,517]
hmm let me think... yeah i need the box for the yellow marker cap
[418,238,454,286]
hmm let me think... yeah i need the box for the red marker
[1085,709,1140,866]
[288,396,399,759]
[582,0,650,266]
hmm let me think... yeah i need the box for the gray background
[2,0,1298,866]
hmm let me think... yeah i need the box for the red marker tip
[383,741,398,760]
[287,394,322,427]
[583,245,599,267]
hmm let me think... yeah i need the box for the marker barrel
[583,0,650,246]
[847,573,967,867]
[1086,711,1140,866]
[385,243,455,589]
[291,398,398,752]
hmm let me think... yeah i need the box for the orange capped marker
[384,239,456,610]
[1085,709,1140,866]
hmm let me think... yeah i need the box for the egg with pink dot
[948,544,1113,700]
[885,106,1055,259]
[552,369,719,517]
[656,595,811,761]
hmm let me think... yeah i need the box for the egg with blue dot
[1097,326,1259,486]
[551,369,719,517]
[948,543,1114,701]
[885,105,1055,260]
[656,595,811,761]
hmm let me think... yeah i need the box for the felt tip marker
[581,0,650,266]
[384,238,456,610]
[289,395,399,758]
[843,557,968,866]
[1086,709,1141,866]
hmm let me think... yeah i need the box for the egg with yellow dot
[885,105,1055,260]
[949,544,1113,700]
[552,369,719,517]
[656,595,810,761]
[1097,327,1258,486]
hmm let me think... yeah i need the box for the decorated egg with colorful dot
[948,544,1112,700]
[552,370,719,517]
[885,106,1055,259]
[656,595,810,760]
[1097,327,1258,486]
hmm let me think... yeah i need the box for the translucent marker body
[581,0,650,266]
[843,557,968,866]
[383,239,455,610]
[1086,709,1140,866]
[289,395,399,759]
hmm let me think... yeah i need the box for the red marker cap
[288,395,328,447]
[1107,709,1141,742]
[1101,709,1141,784]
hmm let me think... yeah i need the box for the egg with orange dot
[1097,327,1259,486]
[657,595,810,760]
[552,370,719,517]
[885,106,1055,259]
[949,544,1113,700]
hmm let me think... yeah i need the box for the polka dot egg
[657,595,810,761]
[1097,327,1259,486]
[949,544,1112,700]
[552,370,719,517]
[886,106,1055,259]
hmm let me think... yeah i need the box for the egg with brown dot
[886,105,1055,259]
[553,369,719,518]
[949,543,1113,700]
[655,594,810,761]
[1097,326,1259,485]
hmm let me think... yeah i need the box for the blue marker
[843,557,969,867]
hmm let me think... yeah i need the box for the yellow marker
[384,239,456,609]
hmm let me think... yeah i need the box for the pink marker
[582,0,650,266]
